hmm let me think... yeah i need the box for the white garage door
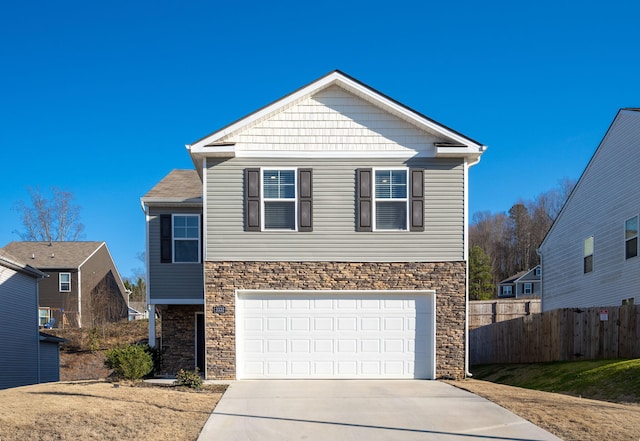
[236,290,435,379]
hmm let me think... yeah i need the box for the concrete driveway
[198,380,561,441]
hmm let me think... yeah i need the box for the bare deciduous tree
[470,178,577,286]
[14,187,84,242]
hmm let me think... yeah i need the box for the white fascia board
[234,150,428,159]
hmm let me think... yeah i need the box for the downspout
[465,149,486,378]
[536,248,543,311]
[77,270,82,328]
[141,200,156,348]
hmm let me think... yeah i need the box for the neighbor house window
[524,283,533,295]
[535,267,541,277]
[59,273,71,292]
[502,285,512,296]
[584,236,594,273]
[374,169,408,230]
[626,216,638,259]
[173,214,200,263]
[263,169,297,230]
[39,309,51,327]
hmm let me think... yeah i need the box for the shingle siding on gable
[220,86,440,155]
[541,111,640,310]
[205,157,464,262]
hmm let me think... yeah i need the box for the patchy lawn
[450,379,640,441]
[0,381,224,441]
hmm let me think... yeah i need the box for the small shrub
[104,344,154,380]
[87,327,101,352]
[175,368,203,389]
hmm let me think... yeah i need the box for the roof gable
[1,241,105,269]
[188,70,486,162]
[539,109,640,250]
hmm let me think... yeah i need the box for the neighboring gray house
[0,250,65,389]
[143,71,486,380]
[497,265,541,298]
[538,109,640,311]
[2,242,128,328]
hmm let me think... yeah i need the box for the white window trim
[59,272,71,292]
[172,214,201,264]
[584,235,594,273]
[260,167,298,232]
[372,167,409,232]
[535,267,541,276]
[625,216,638,260]
[502,285,513,296]
[523,283,532,295]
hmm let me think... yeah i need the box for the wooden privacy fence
[469,305,640,365]
[469,299,541,330]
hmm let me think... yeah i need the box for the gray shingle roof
[0,249,47,278]
[142,169,202,202]
[1,241,105,269]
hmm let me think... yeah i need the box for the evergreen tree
[469,246,495,300]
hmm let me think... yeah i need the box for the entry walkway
[198,380,561,441]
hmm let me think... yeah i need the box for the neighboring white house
[538,109,640,311]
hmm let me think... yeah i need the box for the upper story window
[244,168,313,233]
[626,216,638,259]
[374,169,408,230]
[535,267,541,277]
[263,169,296,230]
[523,282,532,295]
[356,168,423,232]
[173,215,200,263]
[160,214,201,264]
[59,272,71,292]
[584,236,594,273]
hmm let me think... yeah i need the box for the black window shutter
[356,168,372,232]
[298,168,313,232]
[245,168,261,231]
[410,168,425,232]
[160,214,172,263]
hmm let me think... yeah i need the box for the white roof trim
[187,71,486,160]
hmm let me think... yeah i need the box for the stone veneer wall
[204,261,467,380]
[159,304,203,375]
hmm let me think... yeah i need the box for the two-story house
[497,265,541,298]
[538,109,640,311]
[143,71,486,380]
[1,241,128,328]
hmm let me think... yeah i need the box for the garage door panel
[238,292,435,379]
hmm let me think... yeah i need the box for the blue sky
[1,0,638,278]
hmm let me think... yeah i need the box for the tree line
[469,178,576,300]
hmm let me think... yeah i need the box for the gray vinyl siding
[148,207,204,302]
[39,341,60,383]
[0,267,39,389]
[540,110,640,311]
[206,157,465,261]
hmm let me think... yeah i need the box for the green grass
[471,359,640,403]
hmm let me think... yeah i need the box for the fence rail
[469,305,640,365]
[469,299,541,330]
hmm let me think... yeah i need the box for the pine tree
[469,246,495,300]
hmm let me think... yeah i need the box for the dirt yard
[449,379,640,441]
[2,377,640,440]
[0,381,223,441]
